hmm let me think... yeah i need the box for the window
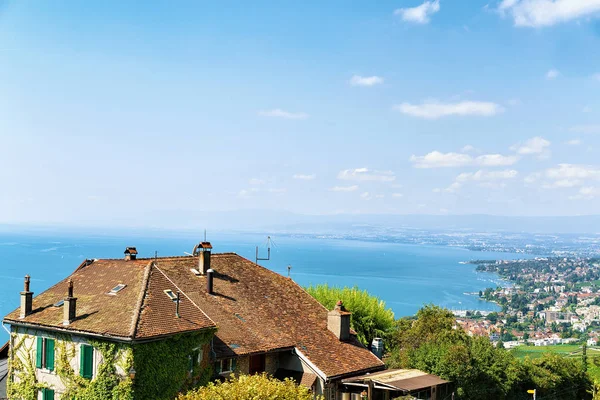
[188,348,203,373]
[164,289,178,301]
[215,358,236,374]
[36,337,55,371]
[108,284,126,295]
[80,344,94,379]
[40,388,55,400]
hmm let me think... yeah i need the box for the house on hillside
[3,242,387,400]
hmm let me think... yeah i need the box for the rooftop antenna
[287,265,292,278]
[154,251,158,262]
[204,229,207,242]
[175,291,181,318]
[255,236,272,266]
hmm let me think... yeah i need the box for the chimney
[20,275,33,319]
[327,300,351,341]
[196,242,212,274]
[63,279,77,326]
[207,269,214,295]
[124,247,138,261]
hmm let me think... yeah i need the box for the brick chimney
[20,275,33,319]
[196,242,212,275]
[124,247,138,261]
[327,300,351,341]
[63,279,77,326]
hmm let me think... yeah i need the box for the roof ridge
[152,264,217,328]
[130,260,154,339]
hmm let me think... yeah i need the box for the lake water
[0,230,528,342]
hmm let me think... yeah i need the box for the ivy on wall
[55,337,133,400]
[7,328,215,400]
[7,331,48,400]
[132,329,215,400]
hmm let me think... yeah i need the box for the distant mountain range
[3,211,600,235]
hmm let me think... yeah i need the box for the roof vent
[124,247,138,261]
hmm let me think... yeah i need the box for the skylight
[190,268,201,276]
[53,300,64,308]
[108,284,126,295]
[164,289,178,301]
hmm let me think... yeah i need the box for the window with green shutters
[41,388,55,400]
[35,337,55,371]
[80,344,94,379]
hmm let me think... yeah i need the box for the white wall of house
[10,326,128,398]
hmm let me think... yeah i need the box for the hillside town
[454,257,600,349]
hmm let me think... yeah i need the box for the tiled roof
[3,259,215,340]
[4,252,383,378]
[154,254,384,378]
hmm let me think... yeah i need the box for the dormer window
[108,284,126,295]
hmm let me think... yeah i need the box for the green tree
[305,284,395,348]
[177,374,321,400]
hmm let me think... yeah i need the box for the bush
[177,373,321,400]
[305,284,395,349]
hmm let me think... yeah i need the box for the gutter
[1,322,10,336]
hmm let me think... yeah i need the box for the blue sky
[1,0,600,226]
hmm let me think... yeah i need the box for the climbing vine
[55,336,133,400]
[132,329,215,400]
[7,330,48,400]
[6,328,214,400]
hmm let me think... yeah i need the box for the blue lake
[0,230,529,342]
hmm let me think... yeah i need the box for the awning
[342,369,449,392]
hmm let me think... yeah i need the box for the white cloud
[238,188,260,198]
[410,151,472,168]
[456,169,519,182]
[566,139,582,146]
[476,154,520,166]
[394,0,440,24]
[461,145,479,153]
[293,174,316,180]
[360,192,371,199]
[330,185,359,192]
[410,151,518,168]
[392,193,404,198]
[337,168,396,182]
[394,100,504,119]
[570,186,600,200]
[511,136,551,155]
[498,0,600,27]
[349,75,384,87]
[249,178,265,185]
[546,69,559,80]
[571,125,600,134]
[258,109,309,119]
[546,164,600,180]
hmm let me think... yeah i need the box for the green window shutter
[42,388,55,400]
[80,344,93,379]
[214,361,221,374]
[45,339,55,371]
[36,337,43,368]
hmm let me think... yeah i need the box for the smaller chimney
[196,242,212,274]
[327,300,351,341]
[63,279,77,326]
[124,247,138,261]
[20,275,33,319]
[207,269,214,295]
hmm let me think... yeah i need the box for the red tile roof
[4,252,384,378]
